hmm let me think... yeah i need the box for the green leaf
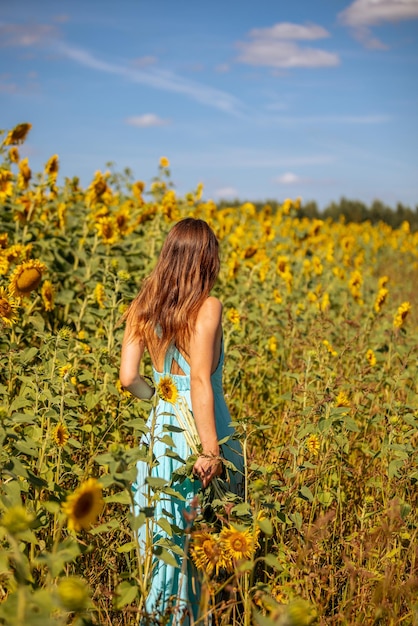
[289,512,303,531]
[264,553,284,571]
[20,347,38,364]
[85,392,101,411]
[104,491,131,505]
[344,417,359,432]
[156,517,173,537]
[299,485,314,502]
[114,581,138,609]
[258,518,274,536]
[146,476,168,489]
[117,541,137,553]
[153,547,179,568]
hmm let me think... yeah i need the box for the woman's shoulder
[196,296,222,327]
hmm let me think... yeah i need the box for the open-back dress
[132,340,243,623]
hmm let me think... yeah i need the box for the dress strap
[173,347,190,375]
[163,344,190,376]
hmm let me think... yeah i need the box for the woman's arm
[119,324,154,400]
[189,297,223,487]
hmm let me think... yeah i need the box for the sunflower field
[0,123,417,626]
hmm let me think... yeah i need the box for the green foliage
[0,125,417,624]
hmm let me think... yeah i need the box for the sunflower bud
[57,576,90,612]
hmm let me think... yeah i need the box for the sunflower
[268,336,278,354]
[0,505,34,537]
[159,156,170,168]
[17,158,32,190]
[0,233,8,249]
[115,204,132,235]
[59,364,72,379]
[57,576,90,612]
[132,180,145,200]
[62,478,104,532]
[5,243,32,264]
[86,170,111,207]
[378,275,389,289]
[305,434,320,456]
[323,339,338,357]
[227,307,241,328]
[0,256,9,276]
[93,282,106,308]
[41,280,55,311]
[0,287,19,327]
[44,154,59,179]
[3,123,32,145]
[374,287,389,313]
[335,390,350,407]
[95,216,119,245]
[0,169,13,202]
[366,349,376,366]
[53,423,69,448]
[8,147,19,163]
[9,259,47,298]
[220,524,256,562]
[190,530,229,576]
[393,302,411,328]
[156,375,178,404]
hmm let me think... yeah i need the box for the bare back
[150,296,223,376]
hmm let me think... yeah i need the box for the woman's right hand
[193,454,223,488]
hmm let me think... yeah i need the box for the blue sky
[1,0,418,209]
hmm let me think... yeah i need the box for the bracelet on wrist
[199,452,223,464]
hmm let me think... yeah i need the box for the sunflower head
[53,423,69,448]
[220,523,256,562]
[62,478,104,532]
[335,390,350,407]
[93,282,106,308]
[95,216,119,245]
[190,530,229,576]
[305,434,320,456]
[44,154,59,178]
[0,287,19,327]
[0,169,14,202]
[0,505,34,537]
[393,302,412,328]
[366,349,376,366]
[8,147,19,163]
[41,280,55,311]
[4,123,32,146]
[9,259,47,298]
[57,576,91,612]
[156,375,178,404]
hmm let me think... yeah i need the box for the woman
[119,218,243,623]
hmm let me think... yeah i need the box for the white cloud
[236,22,339,69]
[275,172,303,184]
[339,0,418,26]
[56,42,246,116]
[213,187,239,199]
[339,0,418,48]
[125,114,169,128]
[249,22,330,40]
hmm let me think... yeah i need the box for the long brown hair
[124,218,220,361]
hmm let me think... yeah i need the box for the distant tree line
[217,197,418,231]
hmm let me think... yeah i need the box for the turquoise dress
[133,341,243,624]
